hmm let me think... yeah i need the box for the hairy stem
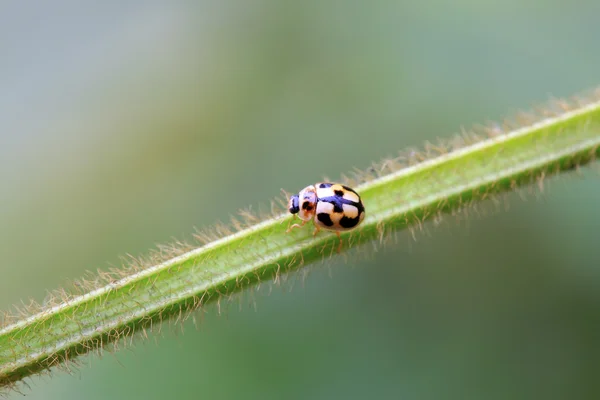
[2,89,600,390]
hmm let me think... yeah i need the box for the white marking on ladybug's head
[297,185,317,221]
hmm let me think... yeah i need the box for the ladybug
[287,182,365,251]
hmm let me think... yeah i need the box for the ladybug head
[288,194,300,214]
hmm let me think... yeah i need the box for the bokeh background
[2,1,600,399]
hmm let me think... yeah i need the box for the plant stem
[2,90,600,390]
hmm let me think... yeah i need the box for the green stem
[2,90,600,391]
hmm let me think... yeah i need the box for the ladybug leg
[286,219,307,233]
[336,231,342,253]
[281,213,295,225]
[312,226,321,237]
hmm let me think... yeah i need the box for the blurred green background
[2,1,600,399]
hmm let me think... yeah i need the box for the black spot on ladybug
[302,201,313,211]
[333,202,343,213]
[323,196,344,212]
[340,216,359,228]
[317,213,334,227]
[334,190,344,197]
[342,185,356,193]
[319,183,332,188]
[356,201,365,214]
